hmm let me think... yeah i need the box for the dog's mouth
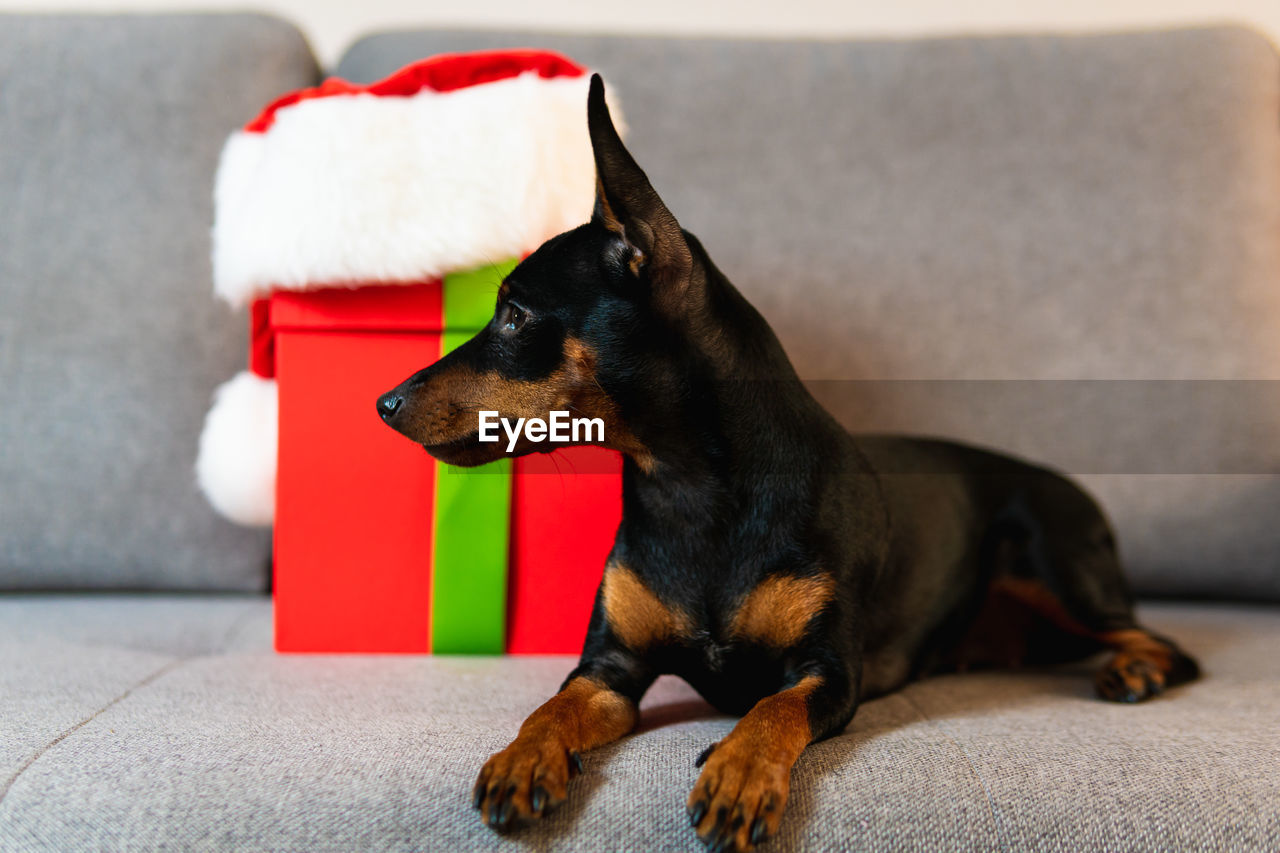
[420,431,500,467]
[422,427,565,467]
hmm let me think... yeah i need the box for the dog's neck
[613,243,849,530]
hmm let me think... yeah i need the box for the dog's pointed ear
[588,74,692,286]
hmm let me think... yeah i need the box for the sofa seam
[0,656,190,807]
[898,690,1011,852]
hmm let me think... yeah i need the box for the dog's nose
[377,393,403,421]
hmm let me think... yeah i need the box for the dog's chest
[607,562,827,643]
[665,629,792,715]
[684,627,736,672]
[601,561,834,710]
[658,580,832,714]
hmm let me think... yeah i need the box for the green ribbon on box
[430,259,517,654]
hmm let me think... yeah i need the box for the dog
[376,74,1200,852]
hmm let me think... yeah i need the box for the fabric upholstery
[0,15,319,591]
[0,595,1276,850]
[337,27,1280,601]
[0,595,264,790]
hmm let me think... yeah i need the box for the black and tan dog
[377,75,1199,852]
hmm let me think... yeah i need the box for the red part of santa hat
[199,50,617,525]
[244,50,587,133]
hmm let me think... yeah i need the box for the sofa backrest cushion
[0,14,318,590]
[338,27,1280,601]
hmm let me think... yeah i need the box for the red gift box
[268,281,621,654]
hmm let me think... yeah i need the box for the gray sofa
[2,14,1278,851]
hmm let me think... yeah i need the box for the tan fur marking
[594,180,649,274]
[993,577,1094,636]
[1098,629,1175,670]
[986,579,1178,669]
[516,675,638,751]
[1093,629,1188,699]
[732,674,820,760]
[407,336,656,470]
[953,578,1188,694]
[601,564,691,649]
[689,676,821,849]
[474,675,637,824]
[728,573,836,647]
[595,178,624,234]
[949,576,1093,669]
[561,336,595,368]
[561,338,657,469]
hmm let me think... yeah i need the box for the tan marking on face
[404,336,656,469]
[728,573,836,647]
[562,339,656,471]
[601,563,692,649]
[400,363,555,438]
[561,337,596,377]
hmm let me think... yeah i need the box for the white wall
[4,0,1278,67]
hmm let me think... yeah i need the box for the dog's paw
[1094,655,1166,703]
[472,738,583,830]
[686,741,789,852]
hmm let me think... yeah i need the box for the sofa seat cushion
[1,596,1276,850]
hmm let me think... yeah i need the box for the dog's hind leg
[974,572,1201,702]
[1091,626,1201,702]
[969,475,1200,702]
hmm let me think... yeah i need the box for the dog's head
[377,75,701,468]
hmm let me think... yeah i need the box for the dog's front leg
[473,666,645,829]
[688,669,855,852]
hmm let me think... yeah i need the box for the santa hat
[197,50,618,526]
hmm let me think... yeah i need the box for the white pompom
[196,371,278,526]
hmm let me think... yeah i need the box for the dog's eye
[503,303,528,332]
